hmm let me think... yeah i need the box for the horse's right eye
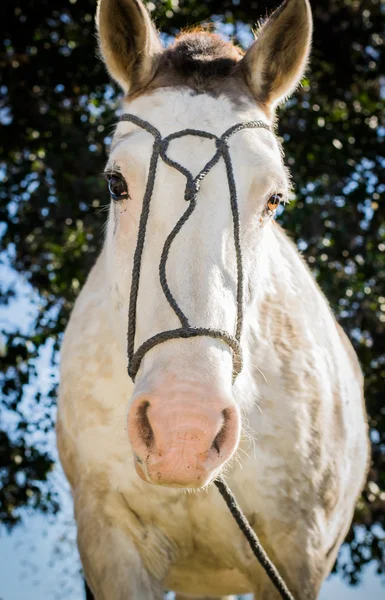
[106,173,129,201]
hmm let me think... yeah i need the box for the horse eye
[267,193,282,212]
[106,173,128,201]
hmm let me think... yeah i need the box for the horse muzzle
[127,382,241,488]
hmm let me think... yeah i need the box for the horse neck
[249,221,323,316]
[243,222,329,379]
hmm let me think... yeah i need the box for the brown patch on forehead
[162,30,244,77]
[127,30,255,106]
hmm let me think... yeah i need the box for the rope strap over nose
[121,113,272,383]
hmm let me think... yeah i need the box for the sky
[0,266,384,600]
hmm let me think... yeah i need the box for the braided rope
[125,115,163,367]
[215,477,295,600]
[116,114,296,600]
[128,326,243,381]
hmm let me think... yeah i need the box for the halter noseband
[120,113,272,383]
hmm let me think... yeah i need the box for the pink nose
[127,387,240,488]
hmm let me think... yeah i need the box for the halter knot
[215,137,229,152]
[154,138,168,153]
[184,180,199,202]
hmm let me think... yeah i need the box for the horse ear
[242,0,312,113]
[96,0,163,93]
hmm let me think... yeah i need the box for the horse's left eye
[106,173,129,201]
[267,193,282,212]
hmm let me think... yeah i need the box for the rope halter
[121,113,272,383]
[116,114,295,600]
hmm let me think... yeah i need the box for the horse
[56,0,369,598]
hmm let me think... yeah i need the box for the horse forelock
[127,29,253,104]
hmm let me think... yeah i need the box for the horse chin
[133,455,222,489]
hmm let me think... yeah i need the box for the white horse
[57,0,369,598]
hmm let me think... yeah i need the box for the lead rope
[119,114,295,600]
[214,477,295,600]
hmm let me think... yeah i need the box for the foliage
[1,0,384,584]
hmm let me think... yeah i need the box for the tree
[1,0,384,584]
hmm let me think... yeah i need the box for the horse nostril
[211,409,231,455]
[136,401,154,448]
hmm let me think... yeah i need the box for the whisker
[237,446,252,460]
